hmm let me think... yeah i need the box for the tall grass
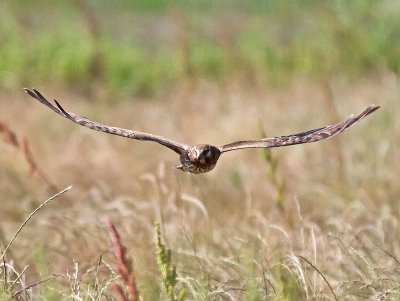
[0,0,399,300]
[1,77,399,299]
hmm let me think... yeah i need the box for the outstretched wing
[219,105,380,153]
[24,88,188,155]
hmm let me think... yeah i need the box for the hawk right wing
[24,88,188,155]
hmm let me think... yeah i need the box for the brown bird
[24,88,380,174]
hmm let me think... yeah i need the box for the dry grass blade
[71,0,104,94]
[0,121,18,147]
[297,255,337,301]
[20,137,37,175]
[10,276,54,300]
[72,0,101,38]
[0,119,60,192]
[8,265,28,291]
[319,79,347,181]
[20,137,60,192]
[0,186,72,261]
[372,242,400,267]
[258,122,286,209]
[107,220,139,301]
[2,257,6,292]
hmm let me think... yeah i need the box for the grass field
[2,1,400,97]
[1,1,400,300]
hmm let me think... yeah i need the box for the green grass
[1,0,399,97]
[155,223,186,301]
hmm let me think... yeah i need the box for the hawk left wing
[219,105,380,153]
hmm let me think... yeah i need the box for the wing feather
[219,105,380,153]
[24,88,188,154]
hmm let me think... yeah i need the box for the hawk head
[191,144,221,165]
[177,144,221,173]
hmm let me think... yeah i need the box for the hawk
[25,88,380,174]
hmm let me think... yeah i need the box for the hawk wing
[24,88,188,155]
[219,105,380,153]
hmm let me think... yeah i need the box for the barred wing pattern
[24,89,188,155]
[25,88,380,174]
[219,105,380,153]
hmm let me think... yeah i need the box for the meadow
[0,1,400,300]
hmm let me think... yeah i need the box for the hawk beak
[194,149,202,159]
[176,165,183,170]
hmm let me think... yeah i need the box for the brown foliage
[107,220,139,301]
[0,119,59,191]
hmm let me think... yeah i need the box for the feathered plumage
[25,88,380,174]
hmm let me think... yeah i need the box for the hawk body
[178,144,221,173]
[24,88,380,174]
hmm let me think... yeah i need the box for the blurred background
[0,0,399,300]
[1,0,400,96]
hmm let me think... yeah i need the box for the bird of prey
[24,88,380,174]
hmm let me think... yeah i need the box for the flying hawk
[25,88,380,174]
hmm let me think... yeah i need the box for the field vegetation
[0,0,399,300]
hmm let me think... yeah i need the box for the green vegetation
[155,223,186,301]
[260,125,286,209]
[1,0,399,97]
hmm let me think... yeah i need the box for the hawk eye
[202,148,210,155]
